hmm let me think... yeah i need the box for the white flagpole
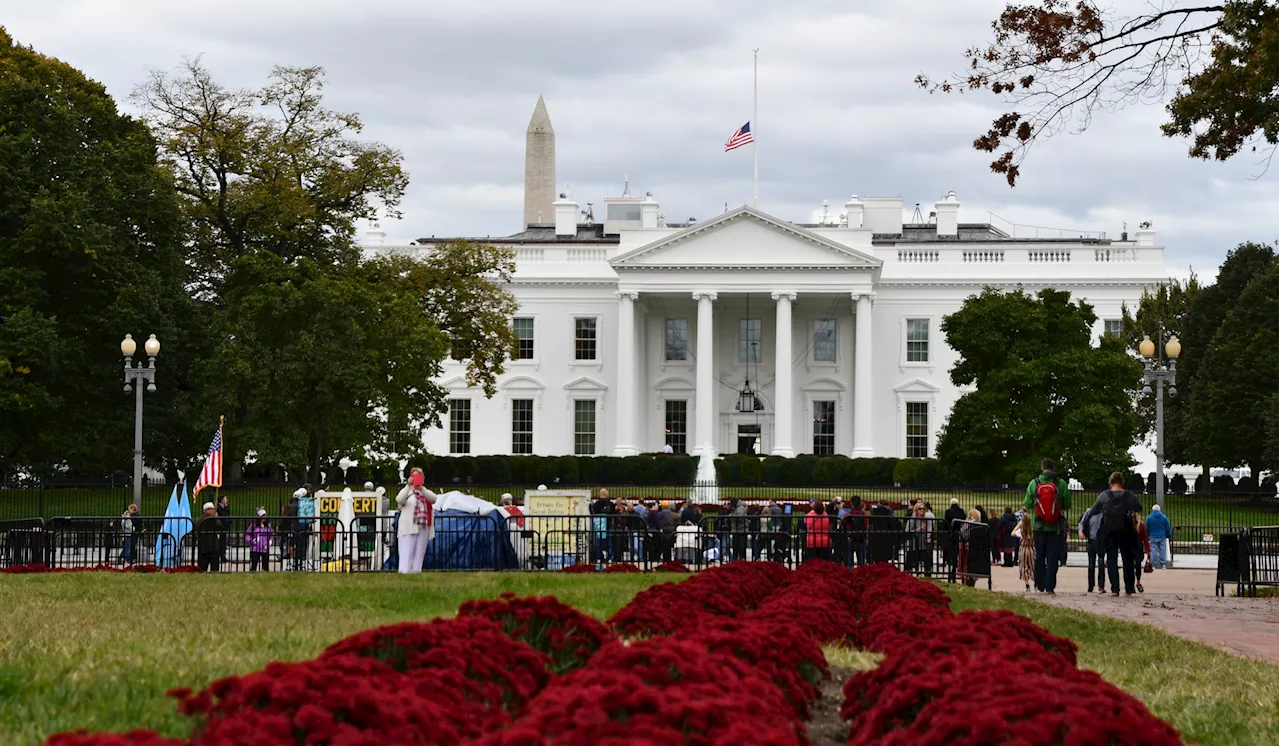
[752,48,759,209]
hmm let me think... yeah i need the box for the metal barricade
[0,518,48,567]
[1242,526,1279,597]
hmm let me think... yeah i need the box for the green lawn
[0,573,1274,746]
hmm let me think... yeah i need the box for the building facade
[362,100,1167,476]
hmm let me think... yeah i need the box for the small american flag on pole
[192,426,223,496]
[724,121,753,152]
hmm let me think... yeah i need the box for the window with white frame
[573,399,596,455]
[1103,319,1124,338]
[574,317,597,360]
[665,400,688,453]
[905,401,929,458]
[813,318,836,362]
[511,398,533,454]
[813,400,836,455]
[665,319,689,361]
[512,317,535,360]
[906,319,930,363]
[739,318,761,362]
[449,399,471,454]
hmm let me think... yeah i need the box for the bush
[893,459,922,486]
[812,455,848,485]
[1194,473,1207,493]
[476,456,511,485]
[1125,471,1145,493]
[1212,474,1236,493]
[916,458,949,488]
[1169,473,1188,494]
[761,455,787,484]
[1236,475,1258,492]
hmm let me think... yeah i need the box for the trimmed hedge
[714,454,921,488]
[422,454,698,487]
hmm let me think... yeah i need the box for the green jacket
[1023,471,1072,532]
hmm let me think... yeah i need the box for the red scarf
[412,489,433,527]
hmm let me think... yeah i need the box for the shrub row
[714,454,951,488]
[421,454,698,486]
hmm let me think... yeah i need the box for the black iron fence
[0,514,993,587]
[1215,526,1278,597]
[1,481,1272,554]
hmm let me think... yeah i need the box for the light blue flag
[175,482,193,562]
[155,486,179,568]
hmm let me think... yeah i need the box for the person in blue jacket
[1145,504,1172,569]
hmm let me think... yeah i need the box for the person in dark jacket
[1077,510,1106,593]
[196,501,223,572]
[1079,471,1142,596]
[216,495,231,563]
[998,507,1019,567]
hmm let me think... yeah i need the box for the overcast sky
[6,0,1276,281]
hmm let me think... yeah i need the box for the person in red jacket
[803,500,831,562]
[1132,507,1151,594]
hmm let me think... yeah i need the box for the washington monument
[524,95,556,227]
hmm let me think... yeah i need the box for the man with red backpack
[1023,458,1072,595]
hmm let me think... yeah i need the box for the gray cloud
[6,0,1274,278]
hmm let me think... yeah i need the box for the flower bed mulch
[42,560,1185,745]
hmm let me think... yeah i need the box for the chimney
[640,191,660,228]
[1135,221,1156,246]
[935,191,959,237]
[844,195,863,229]
[364,222,387,246]
[554,191,578,237]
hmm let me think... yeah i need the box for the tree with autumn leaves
[919,0,1278,185]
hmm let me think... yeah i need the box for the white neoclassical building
[363,99,1168,480]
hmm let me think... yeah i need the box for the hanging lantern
[737,379,756,413]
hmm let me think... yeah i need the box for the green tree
[1188,249,1278,477]
[936,287,1142,485]
[917,1,1278,185]
[1119,277,1203,464]
[135,60,516,483]
[0,28,195,480]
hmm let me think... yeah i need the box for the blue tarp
[422,509,519,570]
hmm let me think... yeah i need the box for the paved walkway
[988,565,1279,663]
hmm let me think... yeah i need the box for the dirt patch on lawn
[807,666,853,746]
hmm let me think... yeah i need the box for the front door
[737,424,762,455]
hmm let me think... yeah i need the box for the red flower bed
[606,560,791,637]
[601,562,640,573]
[319,617,551,733]
[458,593,614,674]
[1,563,197,574]
[752,594,860,647]
[871,610,1078,665]
[854,669,1182,746]
[698,618,830,720]
[558,563,596,573]
[171,654,461,745]
[854,596,952,652]
[653,560,691,572]
[475,638,807,746]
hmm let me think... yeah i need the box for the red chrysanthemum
[458,593,615,674]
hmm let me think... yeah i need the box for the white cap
[363,481,375,490]
[257,508,267,517]
[537,484,547,491]
[501,493,513,504]
[293,488,307,499]
[202,502,215,511]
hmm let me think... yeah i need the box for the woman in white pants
[396,468,436,574]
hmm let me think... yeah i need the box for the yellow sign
[525,490,590,555]
[317,496,379,515]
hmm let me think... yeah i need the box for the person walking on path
[1146,505,1172,569]
[1132,507,1151,594]
[395,467,436,574]
[1080,471,1143,596]
[118,503,138,566]
[1016,512,1035,592]
[1077,509,1106,594]
[1023,458,1072,594]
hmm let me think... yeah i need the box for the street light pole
[121,334,160,511]
[1139,333,1180,508]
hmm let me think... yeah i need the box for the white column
[851,292,875,458]
[771,291,796,457]
[612,291,639,456]
[693,291,718,483]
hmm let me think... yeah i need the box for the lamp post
[1139,333,1180,508]
[121,334,160,510]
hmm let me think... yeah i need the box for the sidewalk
[988,564,1278,663]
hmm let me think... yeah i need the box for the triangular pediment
[894,378,941,394]
[610,206,881,269]
[563,376,608,392]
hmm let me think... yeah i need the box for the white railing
[1094,247,1137,262]
[963,250,1005,263]
[1028,250,1072,263]
[567,248,608,262]
[897,249,940,263]
[515,248,545,262]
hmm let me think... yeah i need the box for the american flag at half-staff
[724,121,753,152]
[192,419,223,496]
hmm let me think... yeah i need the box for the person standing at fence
[216,495,231,564]
[1080,471,1142,596]
[291,486,316,571]
[396,468,436,574]
[803,500,831,562]
[998,507,1019,567]
[1077,508,1106,594]
[118,503,138,566]
[1146,504,1171,569]
[196,501,222,572]
[904,502,933,576]
[245,508,273,572]
[1024,458,1072,595]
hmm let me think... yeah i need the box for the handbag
[1144,557,1154,574]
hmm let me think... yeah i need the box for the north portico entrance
[607,206,883,481]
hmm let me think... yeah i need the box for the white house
[362,99,1167,482]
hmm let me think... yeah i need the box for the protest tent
[422,491,519,570]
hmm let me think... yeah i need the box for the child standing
[1017,513,1036,592]
[245,508,274,572]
